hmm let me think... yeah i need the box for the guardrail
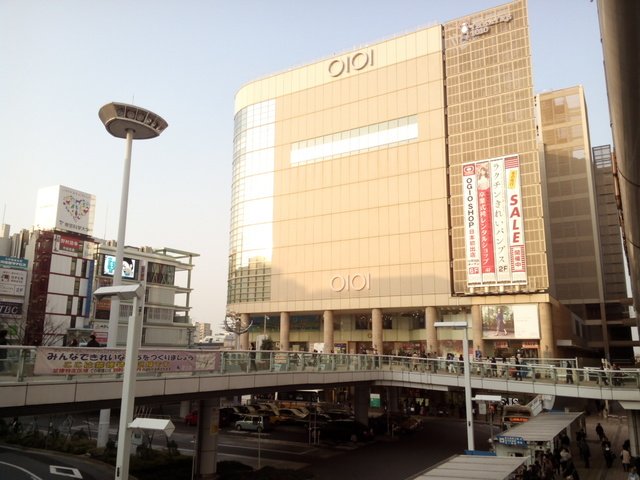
[0,346,638,391]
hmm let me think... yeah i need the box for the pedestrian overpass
[1,347,639,417]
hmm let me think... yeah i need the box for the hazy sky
[0,1,609,330]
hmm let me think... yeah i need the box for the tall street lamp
[434,320,474,451]
[96,103,168,447]
[94,284,145,480]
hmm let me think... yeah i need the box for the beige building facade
[227,0,626,360]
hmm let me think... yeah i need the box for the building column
[539,303,555,358]
[387,386,400,413]
[371,308,383,354]
[323,310,334,353]
[425,306,438,355]
[471,305,484,357]
[179,400,191,419]
[353,385,370,426]
[194,397,220,479]
[628,410,640,457]
[239,313,250,350]
[279,312,290,351]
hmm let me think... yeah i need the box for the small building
[414,454,526,480]
[495,411,584,461]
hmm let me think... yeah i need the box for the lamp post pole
[114,292,142,480]
[461,325,474,451]
[97,103,168,448]
[435,321,474,451]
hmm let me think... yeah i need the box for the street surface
[1,413,491,479]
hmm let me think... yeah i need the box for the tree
[260,337,276,351]
[1,309,68,346]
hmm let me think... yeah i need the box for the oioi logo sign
[330,273,371,292]
[328,49,374,77]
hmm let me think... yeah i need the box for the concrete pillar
[179,400,191,419]
[425,306,438,355]
[194,397,220,479]
[629,410,640,457]
[323,310,334,353]
[240,313,250,350]
[471,305,483,357]
[539,303,555,358]
[279,312,290,351]
[372,308,383,354]
[353,385,370,426]
[387,387,400,413]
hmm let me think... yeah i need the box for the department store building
[227,0,631,360]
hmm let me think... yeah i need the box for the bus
[501,404,533,430]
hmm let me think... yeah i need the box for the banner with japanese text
[34,348,197,375]
[462,155,527,288]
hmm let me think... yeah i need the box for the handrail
[0,346,638,391]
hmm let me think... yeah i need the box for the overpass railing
[0,346,638,390]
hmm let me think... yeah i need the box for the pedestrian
[86,334,100,347]
[595,422,605,441]
[249,344,257,371]
[578,438,591,468]
[603,439,615,468]
[622,446,632,472]
[565,360,573,384]
[491,356,497,377]
[69,338,79,347]
[0,329,8,372]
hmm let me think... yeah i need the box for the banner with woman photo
[481,304,540,339]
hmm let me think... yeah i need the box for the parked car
[185,410,198,426]
[235,414,272,433]
[276,408,307,425]
[319,419,372,443]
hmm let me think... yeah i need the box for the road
[0,444,115,480]
[4,413,493,479]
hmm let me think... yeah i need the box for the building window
[291,115,419,166]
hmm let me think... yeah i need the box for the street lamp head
[99,102,168,139]
[94,284,144,300]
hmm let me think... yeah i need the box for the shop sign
[0,301,23,315]
[497,435,526,446]
[460,12,512,41]
[0,256,28,270]
[330,273,370,292]
[328,49,374,77]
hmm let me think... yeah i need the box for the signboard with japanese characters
[0,256,28,270]
[35,185,96,236]
[0,268,27,296]
[34,348,197,375]
[462,155,527,288]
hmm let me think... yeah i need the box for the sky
[0,0,610,331]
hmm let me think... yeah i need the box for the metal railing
[0,346,638,391]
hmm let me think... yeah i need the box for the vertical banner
[462,155,527,288]
[505,155,527,283]
[463,164,482,285]
[490,159,510,283]
[477,162,496,283]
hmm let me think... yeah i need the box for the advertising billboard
[102,255,137,279]
[53,234,87,256]
[462,155,527,288]
[0,268,27,296]
[0,256,28,270]
[34,185,96,236]
[481,304,540,339]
